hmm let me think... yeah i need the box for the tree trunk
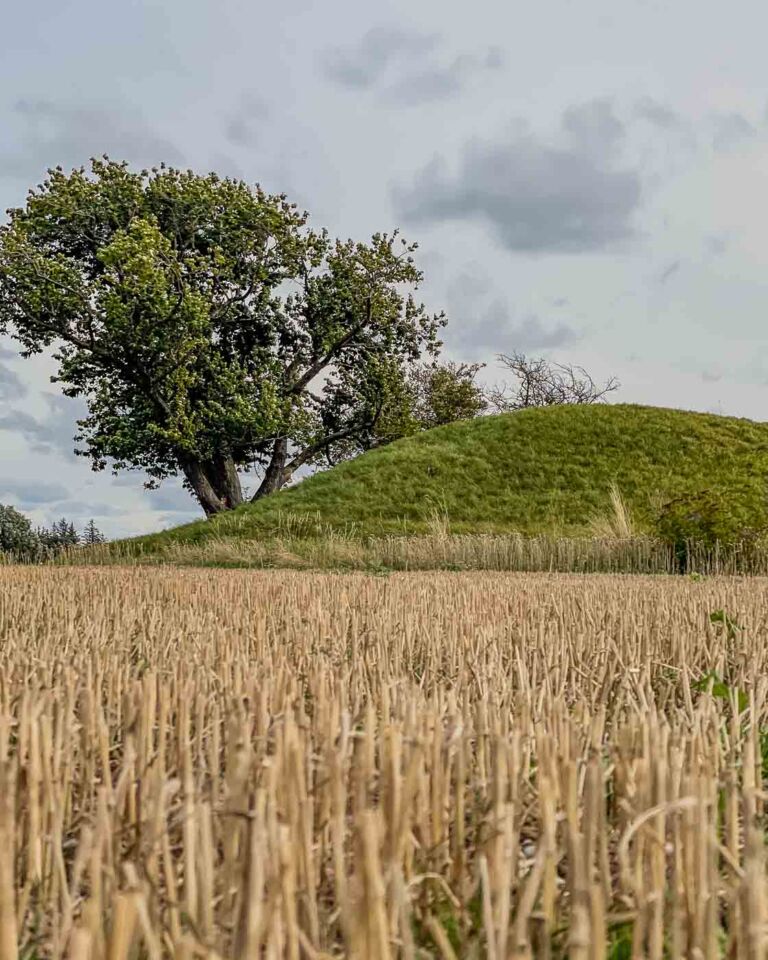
[252,437,291,501]
[180,457,228,517]
[207,453,243,509]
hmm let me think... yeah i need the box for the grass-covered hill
[128,404,768,553]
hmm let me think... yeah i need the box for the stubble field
[2,566,768,959]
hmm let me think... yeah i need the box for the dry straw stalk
[1,567,768,956]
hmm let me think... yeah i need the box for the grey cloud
[634,98,686,130]
[0,392,88,459]
[445,268,488,307]
[225,96,269,147]
[386,46,504,105]
[0,363,27,400]
[321,26,438,89]
[658,260,681,284]
[110,474,199,515]
[147,485,198,513]
[444,268,576,355]
[111,471,152,488]
[0,478,70,506]
[413,248,446,277]
[712,112,755,151]
[450,299,576,358]
[705,234,728,256]
[51,499,124,518]
[394,101,641,253]
[490,308,576,352]
[483,47,505,70]
[0,345,17,360]
[322,28,499,104]
[207,153,247,181]
[562,99,624,155]
[0,99,183,179]
[701,369,723,383]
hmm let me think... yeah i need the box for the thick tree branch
[288,297,372,395]
[285,423,362,474]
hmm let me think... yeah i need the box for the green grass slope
[131,404,768,550]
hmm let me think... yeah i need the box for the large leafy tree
[0,159,444,515]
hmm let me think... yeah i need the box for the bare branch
[487,352,619,412]
[288,297,373,396]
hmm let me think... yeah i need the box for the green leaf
[692,671,748,712]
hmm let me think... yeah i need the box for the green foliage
[0,504,43,560]
[0,158,444,515]
[82,519,107,545]
[0,161,301,478]
[691,672,748,713]
[411,360,487,429]
[709,608,741,641]
[692,609,747,712]
[606,922,633,960]
[38,518,80,550]
[411,892,464,955]
[122,404,768,550]
[0,506,106,560]
[654,488,768,554]
[759,728,768,785]
[373,360,487,443]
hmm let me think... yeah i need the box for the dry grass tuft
[588,482,638,538]
[66,530,768,577]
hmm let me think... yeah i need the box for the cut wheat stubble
[0,567,767,957]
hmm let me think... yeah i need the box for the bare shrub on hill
[486,351,620,411]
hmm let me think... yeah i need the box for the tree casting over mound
[0,158,614,518]
[0,160,485,516]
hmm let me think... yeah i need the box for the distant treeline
[0,504,106,561]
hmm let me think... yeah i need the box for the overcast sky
[2,0,768,536]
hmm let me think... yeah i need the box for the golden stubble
[1,566,768,958]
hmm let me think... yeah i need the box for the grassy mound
[128,404,768,551]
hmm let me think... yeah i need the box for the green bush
[0,504,44,561]
[654,488,768,569]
